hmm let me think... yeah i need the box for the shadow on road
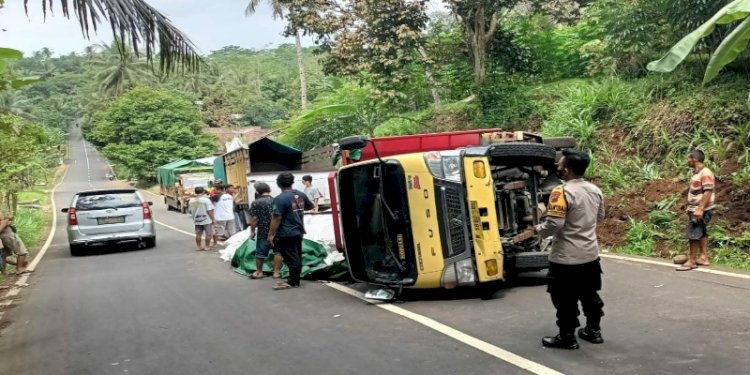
[72,243,154,257]
[343,271,550,303]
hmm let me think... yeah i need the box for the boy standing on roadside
[302,175,323,213]
[189,187,215,251]
[214,184,237,244]
[249,182,283,280]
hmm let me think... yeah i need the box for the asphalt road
[1,127,749,375]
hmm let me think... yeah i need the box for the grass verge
[1,165,65,282]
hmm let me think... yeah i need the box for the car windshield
[183,178,210,188]
[76,192,141,211]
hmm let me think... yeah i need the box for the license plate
[97,216,125,225]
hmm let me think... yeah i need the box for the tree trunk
[472,7,487,86]
[294,31,309,109]
[418,46,442,108]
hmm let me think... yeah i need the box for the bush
[617,219,658,257]
[475,73,537,130]
[13,207,47,251]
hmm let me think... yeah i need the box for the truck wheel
[488,142,556,167]
[145,237,156,249]
[543,137,576,149]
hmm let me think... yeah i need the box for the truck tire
[543,137,576,149]
[145,237,156,249]
[488,142,556,167]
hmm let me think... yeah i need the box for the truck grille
[442,185,468,258]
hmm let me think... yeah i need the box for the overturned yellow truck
[336,132,574,292]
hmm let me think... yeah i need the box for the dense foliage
[89,88,215,181]
[6,0,750,268]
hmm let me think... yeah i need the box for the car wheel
[145,237,156,249]
[70,244,85,257]
[488,142,557,167]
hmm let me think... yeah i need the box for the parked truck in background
[157,159,214,213]
[222,137,335,210]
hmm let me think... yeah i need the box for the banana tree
[648,0,750,83]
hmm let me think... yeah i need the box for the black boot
[578,327,604,344]
[542,333,579,349]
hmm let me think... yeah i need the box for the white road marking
[154,220,194,237]
[600,253,750,280]
[327,283,566,375]
[145,218,566,375]
[82,140,93,188]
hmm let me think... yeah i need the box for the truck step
[513,252,550,269]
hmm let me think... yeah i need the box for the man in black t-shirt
[249,182,282,280]
[268,172,313,290]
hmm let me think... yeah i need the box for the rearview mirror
[61,208,69,213]
[364,288,396,302]
[338,136,369,151]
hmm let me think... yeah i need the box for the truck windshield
[339,162,415,284]
[183,179,210,188]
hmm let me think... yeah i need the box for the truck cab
[336,135,568,289]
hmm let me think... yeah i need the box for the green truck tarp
[231,239,349,280]
[157,159,213,186]
[213,156,226,184]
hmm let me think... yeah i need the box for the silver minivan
[62,189,156,256]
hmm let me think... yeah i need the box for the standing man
[267,172,313,290]
[302,175,324,213]
[214,184,237,244]
[513,149,605,350]
[188,186,215,251]
[677,150,716,271]
[248,182,283,280]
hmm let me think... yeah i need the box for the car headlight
[424,151,462,181]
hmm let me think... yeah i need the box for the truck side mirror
[338,136,369,151]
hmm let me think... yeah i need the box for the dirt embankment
[598,162,750,250]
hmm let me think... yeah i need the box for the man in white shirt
[213,184,237,244]
[188,187,215,251]
[302,175,323,213]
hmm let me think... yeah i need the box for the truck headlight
[455,258,476,286]
[441,258,477,289]
[424,151,462,181]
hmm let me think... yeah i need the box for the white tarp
[225,137,245,153]
[218,211,344,265]
[219,227,251,262]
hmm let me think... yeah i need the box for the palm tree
[23,0,202,73]
[88,41,149,97]
[245,1,309,109]
[0,91,35,120]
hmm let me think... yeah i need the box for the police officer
[514,149,605,349]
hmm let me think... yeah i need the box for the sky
[0,0,448,57]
